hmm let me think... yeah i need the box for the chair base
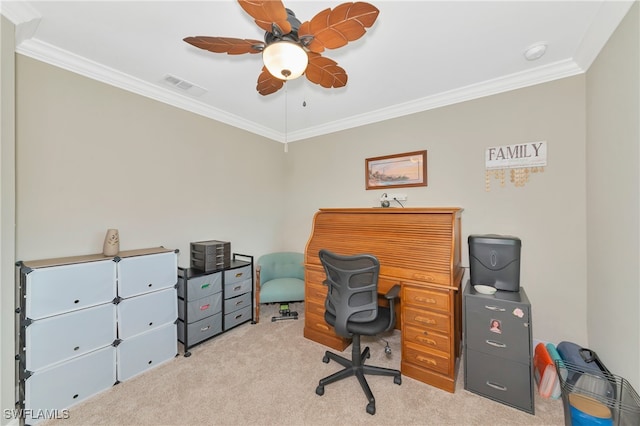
[315,335,401,415]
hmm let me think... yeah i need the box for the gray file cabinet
[15,247,178,425]
[463,282,534,414]
[177,253,254,356]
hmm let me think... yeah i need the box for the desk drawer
[404,341,450,376]
[305,310,333,336]
[305,298,326,318]
[403,324,449,356]
[404,285,450,312]
[305,268,326,285]
[306,280,327,303]
[404,306,450,334]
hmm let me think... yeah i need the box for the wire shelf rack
[555,360,640,426]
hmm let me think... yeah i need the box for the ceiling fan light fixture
[262,41,308,80]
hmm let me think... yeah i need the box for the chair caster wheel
[366,402,375,415]
[316,385,324,396]
[322,354,330,363]
[394,375,402,385]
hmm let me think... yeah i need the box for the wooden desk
[303,207,463,393]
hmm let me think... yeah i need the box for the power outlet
[381,193,407,201]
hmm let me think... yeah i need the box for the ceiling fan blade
[298,2,379,53]
[184,36,264,55]
[257,67,285,96]
[305,53,347,89]
[238,0,292,34]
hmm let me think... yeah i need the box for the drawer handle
[485,340,506,348]
[417,336,437,346]
[73,346,80,351]
[235,300,244,306]
[416,355,437,366]
[234,286,242,291]
[235,314,243,319]
[415,297,437,304]
[485,305,506,312]
[200,325,210,331]
[415,316,436,325]
[148,283,153,288]
[74,299,80,304]
[200,304,210,311]
[201,283,210,289]
[486,381,507,392]
[235,272,243,278]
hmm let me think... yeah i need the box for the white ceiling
[2,1,634,142]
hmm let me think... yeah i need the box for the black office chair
[315,249,401,415]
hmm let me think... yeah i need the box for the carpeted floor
[42,302,565,425]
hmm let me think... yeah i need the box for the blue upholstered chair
[255,252,305,322]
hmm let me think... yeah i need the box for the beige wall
[284,76,589,348]
[586,1,640,388]
[0,15,16,426]
[15,56,288,265]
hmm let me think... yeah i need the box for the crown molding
[573,0,635,71]
[288,59,584,142]
[16,39,281,141]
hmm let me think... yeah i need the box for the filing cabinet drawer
[116,322,177,381]
[403,341,450,376]
[178,313,222,346]
[117,251,177,298]
[224,291,251,314]
[465,348,533,413]
[177,272,222,301]
[224,265,251,285]
[25,260,116,320]
[404,306,450,334]
[224,278,252,299]
[403,324,449,356]
[118,287,178,338]
[224,305,251,330]
[25,346,116,424]
[465,296,531,361]
[178,292,222,324]
[26,303,116,371]
[403,285,450,312]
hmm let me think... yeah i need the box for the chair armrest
[384,284,401,300]
[384,284,401,332]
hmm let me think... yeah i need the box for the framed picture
[366,150,427,190]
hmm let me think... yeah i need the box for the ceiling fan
[183,1,379,96]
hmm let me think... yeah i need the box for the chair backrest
[257,252,304,284]
[319,249,379,337]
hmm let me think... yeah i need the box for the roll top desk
[303,207,463,393]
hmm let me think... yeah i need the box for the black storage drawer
[465,348,534,414]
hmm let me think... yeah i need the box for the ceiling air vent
[162,74,207,97]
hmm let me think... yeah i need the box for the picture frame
[366,150,427,190]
